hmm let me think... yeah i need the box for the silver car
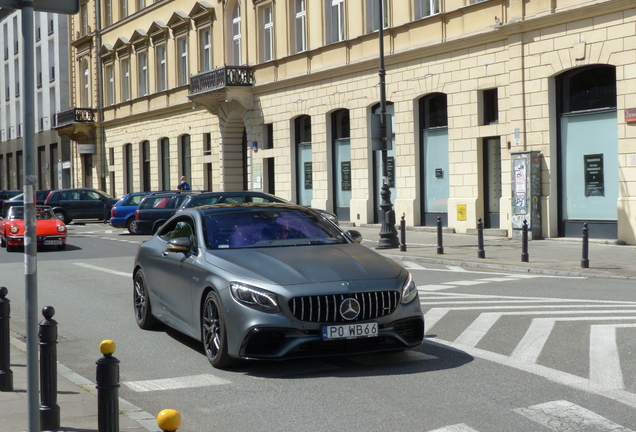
[132,203,424,368]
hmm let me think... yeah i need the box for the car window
[193,197,219,206]
[159,219,197,250]
[61,191,81,200]
[251,196,282,203]
[219,196,246,204]
[170,195,190,209]
[83,191,102,201]
[154,197,170,208]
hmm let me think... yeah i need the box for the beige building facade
[59,0,636,244]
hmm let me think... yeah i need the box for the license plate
[43,240,62,245]
[322,322,378,340]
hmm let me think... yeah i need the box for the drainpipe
[95,0,107,192]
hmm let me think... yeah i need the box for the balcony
[189,66,255,113]
[53,108,96,141]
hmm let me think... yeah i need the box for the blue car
[109,192,155,234]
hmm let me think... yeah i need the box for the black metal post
[376,0,399,250]
[436,216,444,255]
[0,287,12,392]
[477,218,486,259]
[581,223,589,268]
[399,214,407,252]
[39,306,60,431]
[96,341,120,432]
[521,219,529,262]
[103,203,109,224]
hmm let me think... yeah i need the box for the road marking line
[403,262,428,270]
[454,313,502,347]
[478,277,518,282]
[123,374,230,392]
[510,318,556,363]
[513,400,634,432]
[446,266,468,272]
[427,424,480,432]
[419,285,457,291]
[590,324,636,389]
[442,280,489,286]
[73,262,130,277]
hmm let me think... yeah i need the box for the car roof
[194,202,310,214]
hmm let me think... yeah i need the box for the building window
[82,61,90,106]
[482,88,498,125]
[367,0,389,33]
[105,0,112,26]
[325,0,345,44]
[121,0,128,19]
[156,44,167,91]
[138,51,148,97]
[177,36,188,85]
[48,14,54,34]
[105,64,115,105]
[109,147,115,165]
[124,143,133,194]
[14,62,19,96]
[36,47,42,87]
[121,58,131,101]
[261,5,274,62]
[160,137,170,190]
[231,2,242,65]
[141,140,151,191]
[80,2,89,36]
[199,28,211,72]
[294,0,306,53]
[180,134,191,183]
[137,0,145,11]
[204,132,212,155]
[263,123,273,149]
[414,0,439,19]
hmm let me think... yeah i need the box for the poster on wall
[513,158,527,214]
[584,154,604,197]
[341,161,351,191]
[304,162,313,189]
[387,156,395,188]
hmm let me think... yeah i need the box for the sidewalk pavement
[1,334,161,432]
[2,224,635,432]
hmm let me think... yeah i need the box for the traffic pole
[0,287,12,392]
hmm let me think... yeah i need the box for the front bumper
[238,316,424,360]
[7,235,66,246]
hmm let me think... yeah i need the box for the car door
[152,218,198,328]
[81,190,106,219]
[59,190,83,219]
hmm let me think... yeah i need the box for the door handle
[162,251,169,257]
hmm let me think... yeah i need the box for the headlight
[57,225,66,233]
[230,282,279,313]
[9,225,19,234]
[400,272,418,304]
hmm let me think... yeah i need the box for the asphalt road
[2,222,636,431]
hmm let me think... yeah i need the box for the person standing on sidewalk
[177,176,191,191]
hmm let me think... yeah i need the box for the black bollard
[96,340,120,432]
[399,213,407,252]
[39,306,60,431]
[581,223,589,268]
[521,219,529,262]
[103,203,109,224]
[436,216,444,255]
[0,287,12,392]
[477,218,486,259]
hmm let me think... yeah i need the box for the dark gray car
[132,203,424,368]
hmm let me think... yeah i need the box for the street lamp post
[376,0,399,249]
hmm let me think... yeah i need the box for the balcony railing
[54,108,95,128]
[190,66,254,94]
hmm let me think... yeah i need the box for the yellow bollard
[157,409,182,432]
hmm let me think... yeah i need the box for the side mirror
[346,230,363,243]
[166,237,192,253]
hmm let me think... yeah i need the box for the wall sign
[625,108,636,123]
[387,156,395,188]
[304,162,313,189]
[584,153,604,197]
[341,161,351,191]
[457,204,467,221]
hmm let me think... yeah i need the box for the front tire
[133,270,159,330]
[202,291,234,369]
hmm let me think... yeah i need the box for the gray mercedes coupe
[132,203,424,368]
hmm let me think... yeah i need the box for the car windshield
[8,206,55,220]
[204,208,348,249]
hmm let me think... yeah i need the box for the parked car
[132,203,424,368]
[134,192,195,235]
[178,191,339,223]
[0,205,67,252]
[109,191,155,234]
[1,190,52,217]
[44,188,118,224]
[0,190,21,208]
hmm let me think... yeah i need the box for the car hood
[204,244,403,285]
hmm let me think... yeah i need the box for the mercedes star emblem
[339,298,361,321]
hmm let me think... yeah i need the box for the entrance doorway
[483,137,502,228]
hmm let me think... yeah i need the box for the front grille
[289,291,400,323]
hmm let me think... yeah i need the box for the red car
[0,205,67,252]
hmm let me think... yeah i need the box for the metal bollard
[521,219,529,263]
[581,223,589,268]
[399,213,407,252]
[0,287,12,392]
[157,409,182,432]
[477,218,486,259]
[436,216,444,255]
[96,340,120,432]
[39,306,60,431]
[103,203,109,224]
